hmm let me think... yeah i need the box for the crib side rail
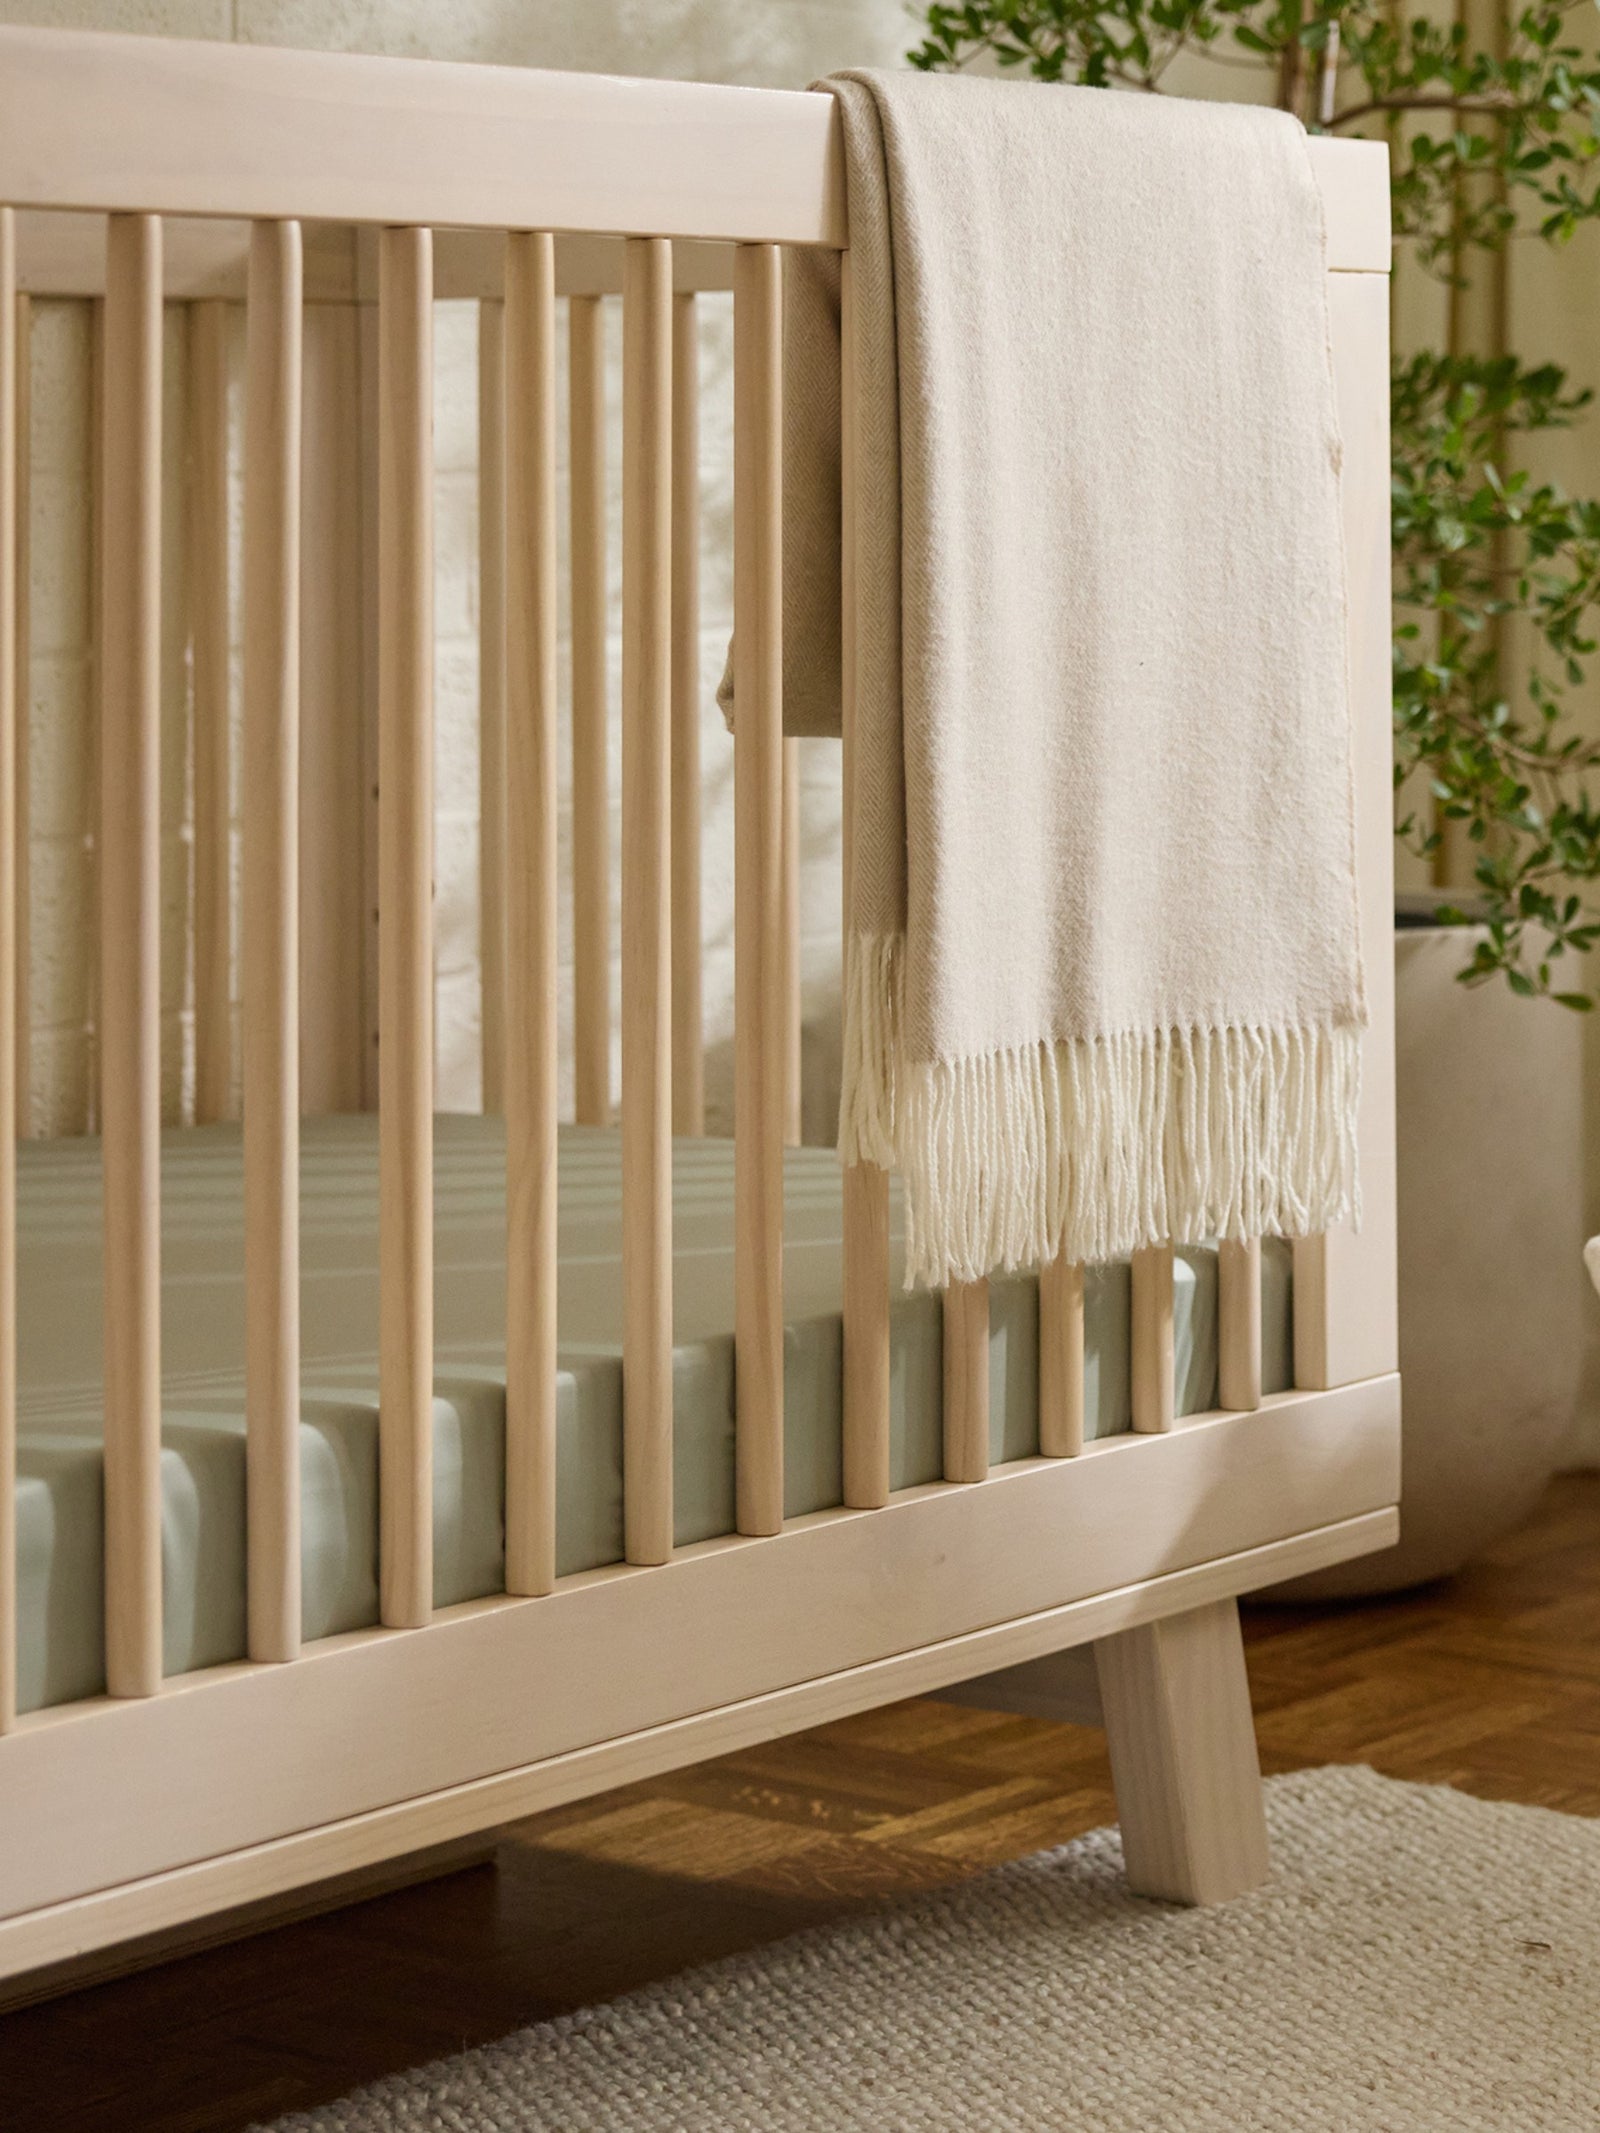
[0,28,846,248]
[0,23,1393,1751]
[0,31,818,1709]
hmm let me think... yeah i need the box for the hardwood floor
[5,1474,1599,2133]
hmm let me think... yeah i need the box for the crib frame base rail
[0,1375,1397,1985]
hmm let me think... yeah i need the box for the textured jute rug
[259,1766,1600,2131]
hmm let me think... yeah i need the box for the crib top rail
[0,27,1387,276]
[0,27,845,246]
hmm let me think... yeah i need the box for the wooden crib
[0,27,1397,1993]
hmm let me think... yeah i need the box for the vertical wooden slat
[298,301,368,1116]
[733,243,785,1540]
[1218,1237,1263,1413]
[189,299,233,1126]
[782,735,801,1146]
[11,289,27,1144]
[1131,1243,1176,1434]
[477,295,507,1117]
[376,224,434,1630]
[942,1279,989,1483]
[621,238,673,1567]
[357,302,381,1113]
[504,232,558,1598]
[839,251,891,1513]
[242,220,302,1664]
[670,290,704,1138]
[0,210,18,1729]
[100,212,164,1698]
[84,300,105,1139]
[569,292,609,1128]
[1038,1255,1085,1457]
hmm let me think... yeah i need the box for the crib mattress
[14,1117,1292,1712]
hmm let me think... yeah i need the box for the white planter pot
[1275,925,1584,1597]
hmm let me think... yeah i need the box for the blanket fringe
[841,931,1362,1290]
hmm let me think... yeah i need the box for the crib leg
[1093,1596,1270,1907]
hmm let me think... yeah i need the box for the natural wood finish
[568,293,609,1128]
[16,219,739,307]
[18,212,360,304]
[10,139,1380,307]
[839,252,891,1512]
[620,238,674,1567]
[16,213,736,308]
[1294,268,1397,1392]
[189,299,233,1126]
[10,287,26,1141]
[733,242,785,1540]
[0,29,848,246]
[0,209,16,1730]
[376,224,435,1631]
[99,212,163,1701]
[842,1163,891,1509]
[1130,1244,1176,1435]
[1095,1596,1270,1905]
[0,95,1397,2062]
[670,291,703,1137]
[0,1510,1394,2008]
[477,296,507,1117]
[11,1472,1597,2128]
[0,1492,1397,1978]
[942,1280,990,1485]
[297,302,368,1115]
[782,736,801,1145]
[1308,136,1390,272]
[83,297,103,1139]
[356,301,382,1112]
[1218,1237,1263,1413]
[243,220,304,1665]
[0,1378,1398,1928]
[1038,1256,1085,1458]
[503,232,559,1600]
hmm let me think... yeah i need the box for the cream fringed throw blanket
[733,73,1366,1289]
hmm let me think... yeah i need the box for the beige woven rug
[260,1766,1600,2131]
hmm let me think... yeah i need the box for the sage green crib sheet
[14,1118,1292,1712]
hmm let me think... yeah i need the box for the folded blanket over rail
[729,72,1366,1288]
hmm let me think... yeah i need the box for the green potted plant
[910,0,1596,1582]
